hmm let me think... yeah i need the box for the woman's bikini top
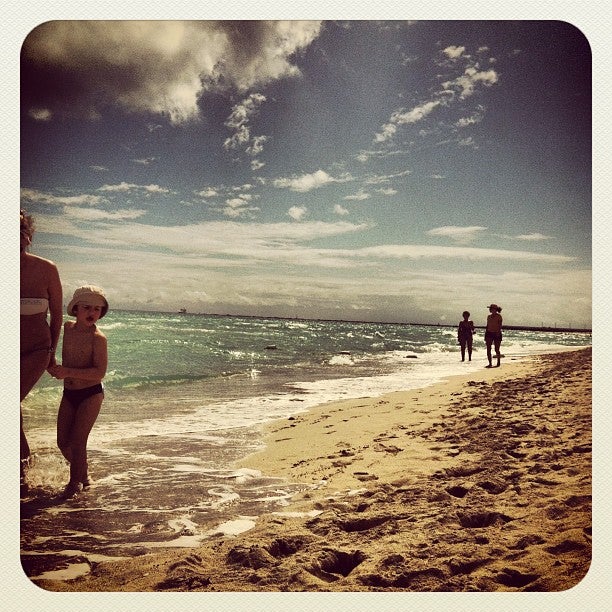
[21,297,49,316]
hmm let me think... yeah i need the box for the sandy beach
[37,347,591,593]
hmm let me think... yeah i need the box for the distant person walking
[20,210,63,482]
[48,285,109,499]
[457,310,475,362]
[485,304,503,368]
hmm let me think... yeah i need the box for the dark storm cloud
[21,20,322,124]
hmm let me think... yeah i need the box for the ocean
[19,311,591,582]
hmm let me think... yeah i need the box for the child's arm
[49,333,108,381]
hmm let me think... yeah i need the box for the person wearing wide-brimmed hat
[485,303,503,368]
[48,285,109,498]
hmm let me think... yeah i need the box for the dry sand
[39,348,591,593]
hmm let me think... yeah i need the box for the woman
[20,210,63,476]
[485,303,503,368]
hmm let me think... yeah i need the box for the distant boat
[178,308,187,314]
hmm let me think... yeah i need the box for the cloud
[34,210,583,324]
[443,66,499,99]
[427,225,487,244]
[334,204,349,216]
[375,101,441,142]
[63,207,147,221]
[97,182,170,194]
[144,184,171,194]
[496,232,553,242]
[223,194,260,218]
[223,93,267,160]
[344,189,370,201]
[21,187,106,207]
[44,212,571,268]
[28,108,53,121]
[458,136,478,148]
[364,169,411,185]
[195,187,220,199]
[288,206,307,221]
[273,169,340,192]
[456,109,484,127]
[376,187,397,196]
[356,149,408,163]
[356,244,574,264]
[47,220,368,270]
[98,182,139,193]
[392,101,442,125]
[21,21,323,125]
[442,45,466,59]
[514,233,552,241]
[246,135,268,157]
[374,45,499,145]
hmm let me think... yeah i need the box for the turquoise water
[20,311,590,582]
[29,310,592,405]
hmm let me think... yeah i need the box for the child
[48,285,108,498]
[457,310,475,362]
[485,303,503,368]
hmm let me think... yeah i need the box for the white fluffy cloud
[223,93,269,165]
[334,204,349,216]
[442,45,466,59]
[223,194,260,218]
[288,206,307,221]
[273,170,339,192]
[444,66,499,99]
[375,101,442,142]
[374,44,499,145]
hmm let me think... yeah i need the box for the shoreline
[34,348,592,593]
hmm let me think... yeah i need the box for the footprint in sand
[156,553,211,590]
[476,479,508,495]
[353,471,378,482]
[305,549,367,583]
[494,567,540,588]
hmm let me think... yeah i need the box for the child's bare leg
[67,394,103,486]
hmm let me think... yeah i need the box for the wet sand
[35,348,592,593]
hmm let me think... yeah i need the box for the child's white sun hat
[67,285,109,318]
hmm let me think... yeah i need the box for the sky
[19,19,592,328]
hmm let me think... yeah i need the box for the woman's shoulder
[25,251,53,264]
[25,252,58,272]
